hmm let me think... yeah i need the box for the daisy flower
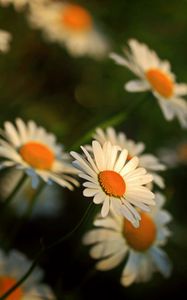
[0,118,79,189]
[110,39,187,128]
[0,249,55,299]
[83,192,172,286]
[0,29,11,53]
[93,127,166,188]
[28,1,109,58]
[0,0,29,10]
[71,140,155,227]
[0,169,63,218]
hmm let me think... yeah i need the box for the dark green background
[0,0,187,299]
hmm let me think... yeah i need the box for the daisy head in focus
[0,29,11,53]
[83,192,172,286]
[71,140,155,227]
[0,118,79,189]
[28,0,110,58]
[110,39,187,128]
[93,127,166,189]
[0,249,55,299]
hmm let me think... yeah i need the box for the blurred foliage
[0,0,187,299]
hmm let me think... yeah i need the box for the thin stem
[0,172,28,214]
[0,202,94,300]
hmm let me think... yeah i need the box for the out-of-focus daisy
[0,29,11,53]
[0,118,78,189]
[110,39,187,127]
[159,140,187,167]
[93,127,166,188]
[83,192,172,286]
[0,0,28,10]
[0,169,63,218]
[0,249,55,299]
[28,1,109,58]
[71,140,155,227]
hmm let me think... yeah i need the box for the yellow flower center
[19,141,55,170]
[146,68,174,98]
[98,170,126,197]
[123,212,157,251]
[61,4,93,31]
[0,277,23,300]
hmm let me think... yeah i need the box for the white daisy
[110,39,187,128]
[0,249,55,299]
[0,29,11,53]
[0,0,28,10]
[0,118,79,189]
[28,1,109,58]
[93,127,166,188]
[71,140,155,227]
[0,169,63,218]
[83,192,172,286]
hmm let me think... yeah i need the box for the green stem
[0,172,28,214]
[0,202,94,300]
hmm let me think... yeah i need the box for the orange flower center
[98,170,126,197]
[19,141,55,170]
[61,4,93,31]
[123,212,156,251]
[146,68,174,98]
[0,277,23,300]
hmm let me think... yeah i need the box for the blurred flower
[93,127,166,188]
[0,169,63,218]
[83,192,172,286]
[0,249,55,299]
[28,0,110,58]
[0,29,11,53]
[0,118,79,189]
[110,39,187,128]
[71,141,155,227]
[159,140,187,167]
[0,0,28,10]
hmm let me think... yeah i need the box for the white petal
[157,97,175,120]
[93,192,105,204]
[83,229,121,245]
[150,247,172,277]
[175,83,187,96]
[120,156,139,176]
[114,149,128,172]
[92,141,106,171]
[121,251,138,286]
[101,196,110,217]
[90,239,125,259]
[83,188,98,197]
[125,80,150,92]
[96,249,126,271]
[4,121,21,147]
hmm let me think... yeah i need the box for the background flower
[0,249,55,299]
[83,193,172,286]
